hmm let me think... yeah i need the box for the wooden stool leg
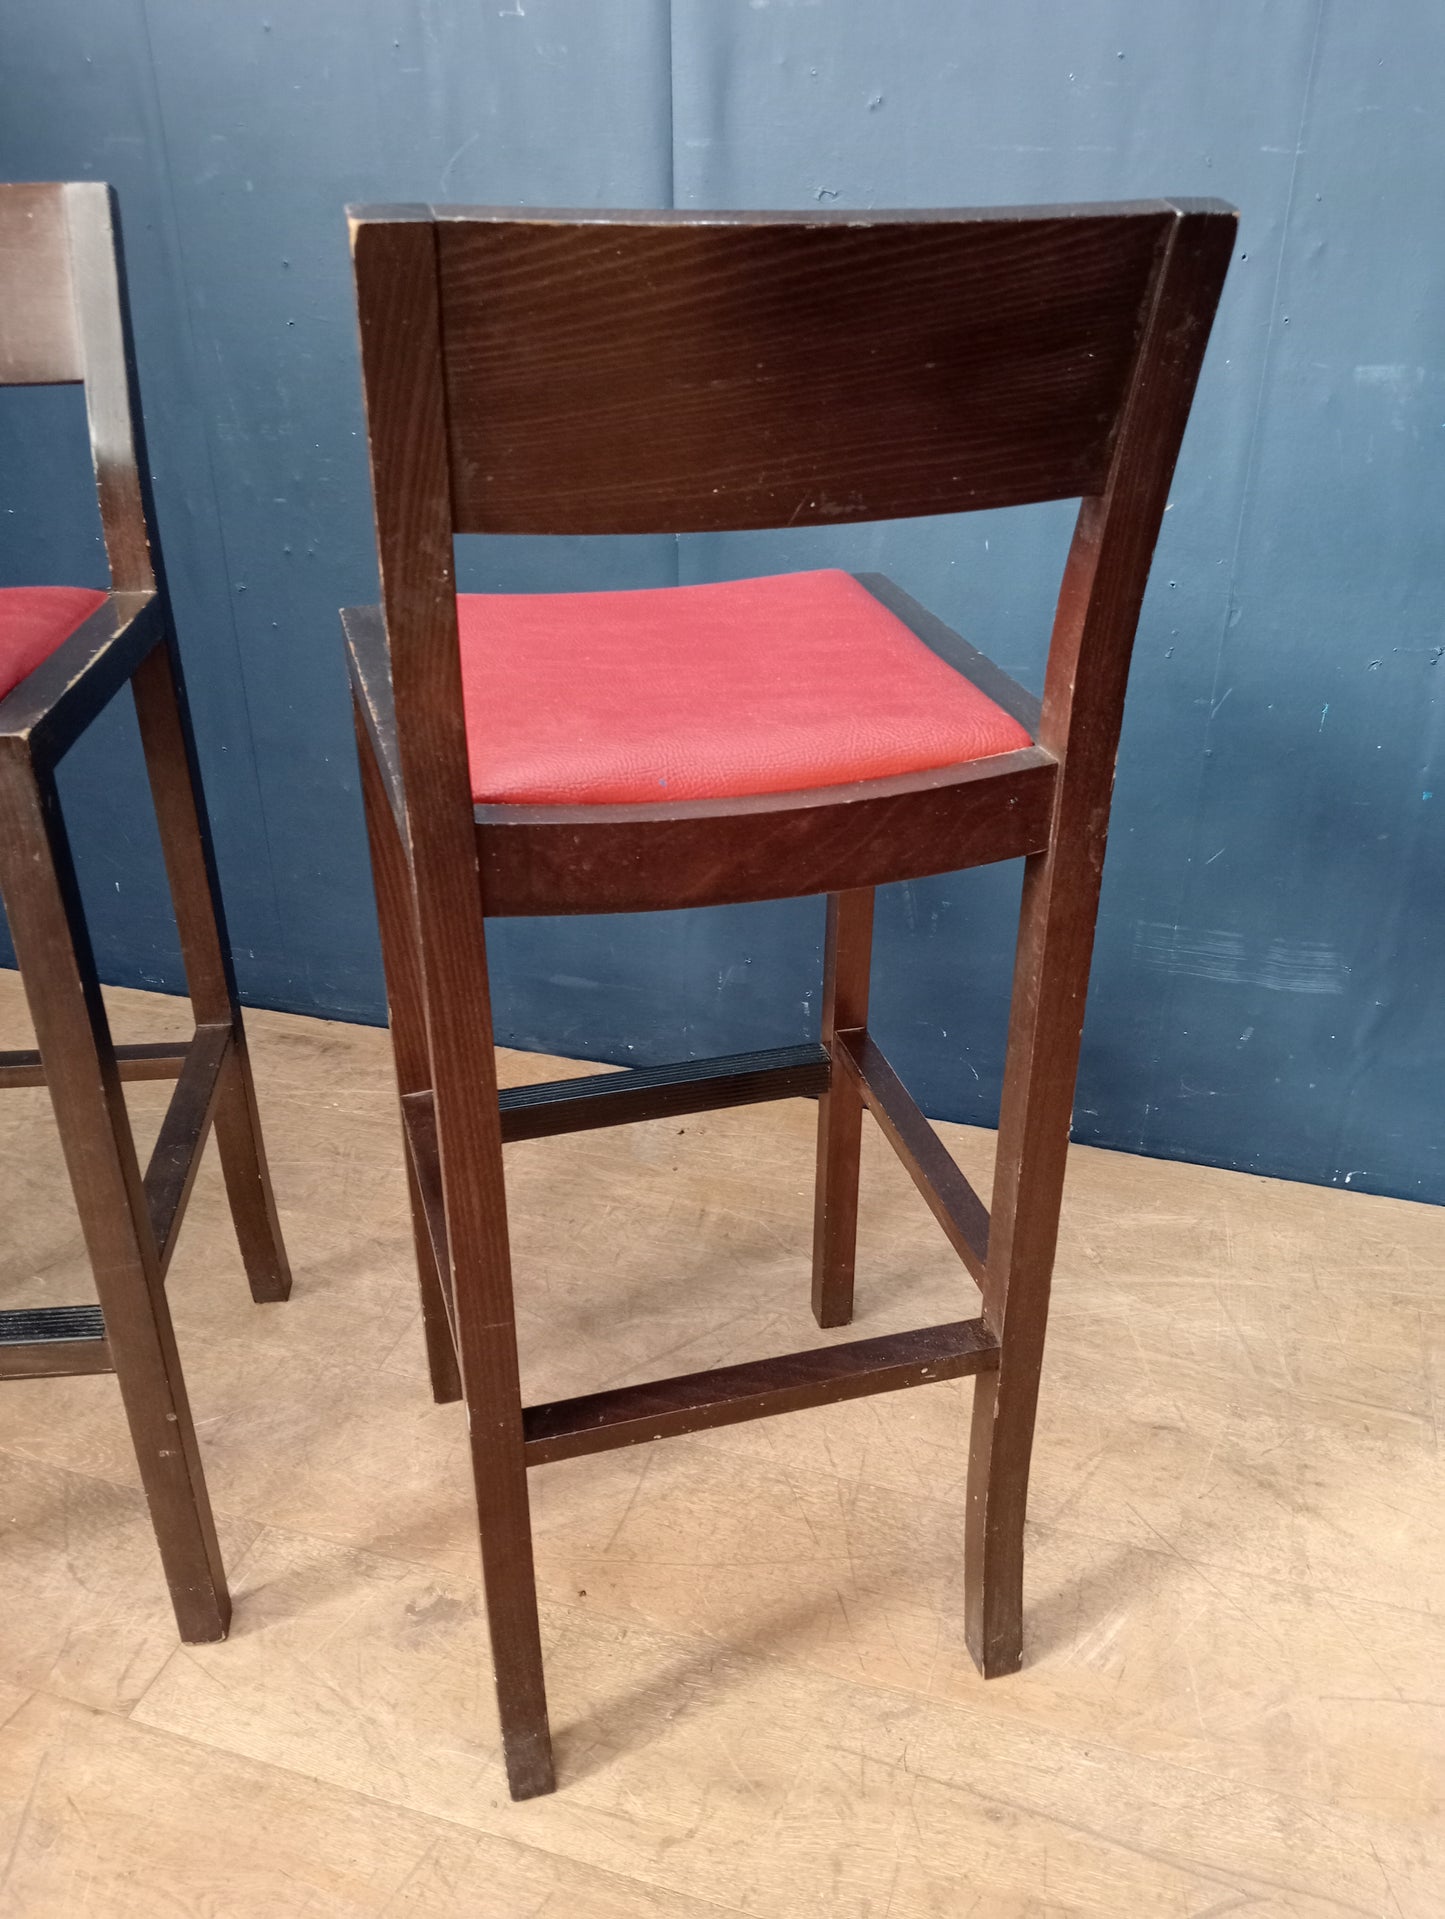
[131,635,291,1304]
[811,888,874,1328]
[461,1263,554,1800]
[965,845,1097,1676]
[436,964,554,1799]
[0,745,230,1641]
[354,704,462,1403]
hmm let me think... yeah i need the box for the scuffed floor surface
[0,969,1440,1916]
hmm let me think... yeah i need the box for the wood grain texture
[0,746,229,1642]
[431,205,1175,535]
[131,635,292,1306]
[346,197,1234,1797]
[64,183,155,593]
[356,694,463,1405]
[836,1025,991,1288]
[473,748,1057,915]
[351,208,554,1799]
[497,1042,829,1142]
[965,203,1237,1677]
[811,889,874,1327]
[0,1038,189,1089]
[0,182,81,384]
[141,1021,232,1278]
[523,1317,998,1466]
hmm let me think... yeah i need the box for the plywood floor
[0,969,1440,1916]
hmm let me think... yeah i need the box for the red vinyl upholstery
[0,587,108,704]
[459,569,1032,806]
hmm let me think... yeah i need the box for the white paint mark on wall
[1133,923,1349,996]
[1353,363,1427,431]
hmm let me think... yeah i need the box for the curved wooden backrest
[0,181,153,592]
[348,194,1235,903]
[431,204,1179,536]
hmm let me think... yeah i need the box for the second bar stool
[0,182,291,1641]
[345,198,1234,1797]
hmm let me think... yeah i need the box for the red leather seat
[458,569,1032,806]
[0,587,108,704]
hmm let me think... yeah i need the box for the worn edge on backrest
[1036,198,1237,760]
[420,199,1182,225]
[62,183,156,593]
[414,199,1204,537]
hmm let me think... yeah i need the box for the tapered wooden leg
[131,634,291,1303]
[811,888,874,1328]
[0,743,229,1642]
[455,1155,554,1800]
[430,931,553,1799]
[355,703,462,1402]
[965,844,1100,1676]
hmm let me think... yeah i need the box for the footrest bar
[399,1090,455,1335]
[0,1039,193,1091]
[499,1042,830,1144]
[144,1023,233,1276]
[0,1304,112,1379]
[523,1317,999,1466]
[836,1028,990,1286]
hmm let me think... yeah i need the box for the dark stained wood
[0,180,292,1644]
[0,742,229,1642]
[346,196,1233,1794]
[430,204,1174,535]
[523,1318,999,1467]
[142,1023,233,1278]
[0,592,161,764]
[0,1306,113,1380]
[131,636,291,1305]
[396,1047,827,1282]
[474,748,1056,917]
[344,605,407,844]
[357,695,462,1403]
[0,1039,191,1089]
[64,184,155,594]
[0,183,81,384]
[351,206,554,1801]
[811,890,874,1327]
[499,1042,828,1142]
[398,1087,454,1344]
[836,1027,990,1288]
[964,202,1237,1678]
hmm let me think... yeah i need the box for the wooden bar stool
[345,198,1234,1798]
[0,183,291,1642]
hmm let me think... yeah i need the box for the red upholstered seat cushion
[0,587,109,703]
[459,569,1031,806]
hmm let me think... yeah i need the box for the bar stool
[0,183,291,1642]
[345,198,1234,1797]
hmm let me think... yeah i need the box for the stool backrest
[0,181,153,592]
[350,198,1232,772]
[433,206,1181,537]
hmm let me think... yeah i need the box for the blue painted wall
[1,3,1441,1204]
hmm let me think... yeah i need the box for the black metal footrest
[0,1303,112,1379]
